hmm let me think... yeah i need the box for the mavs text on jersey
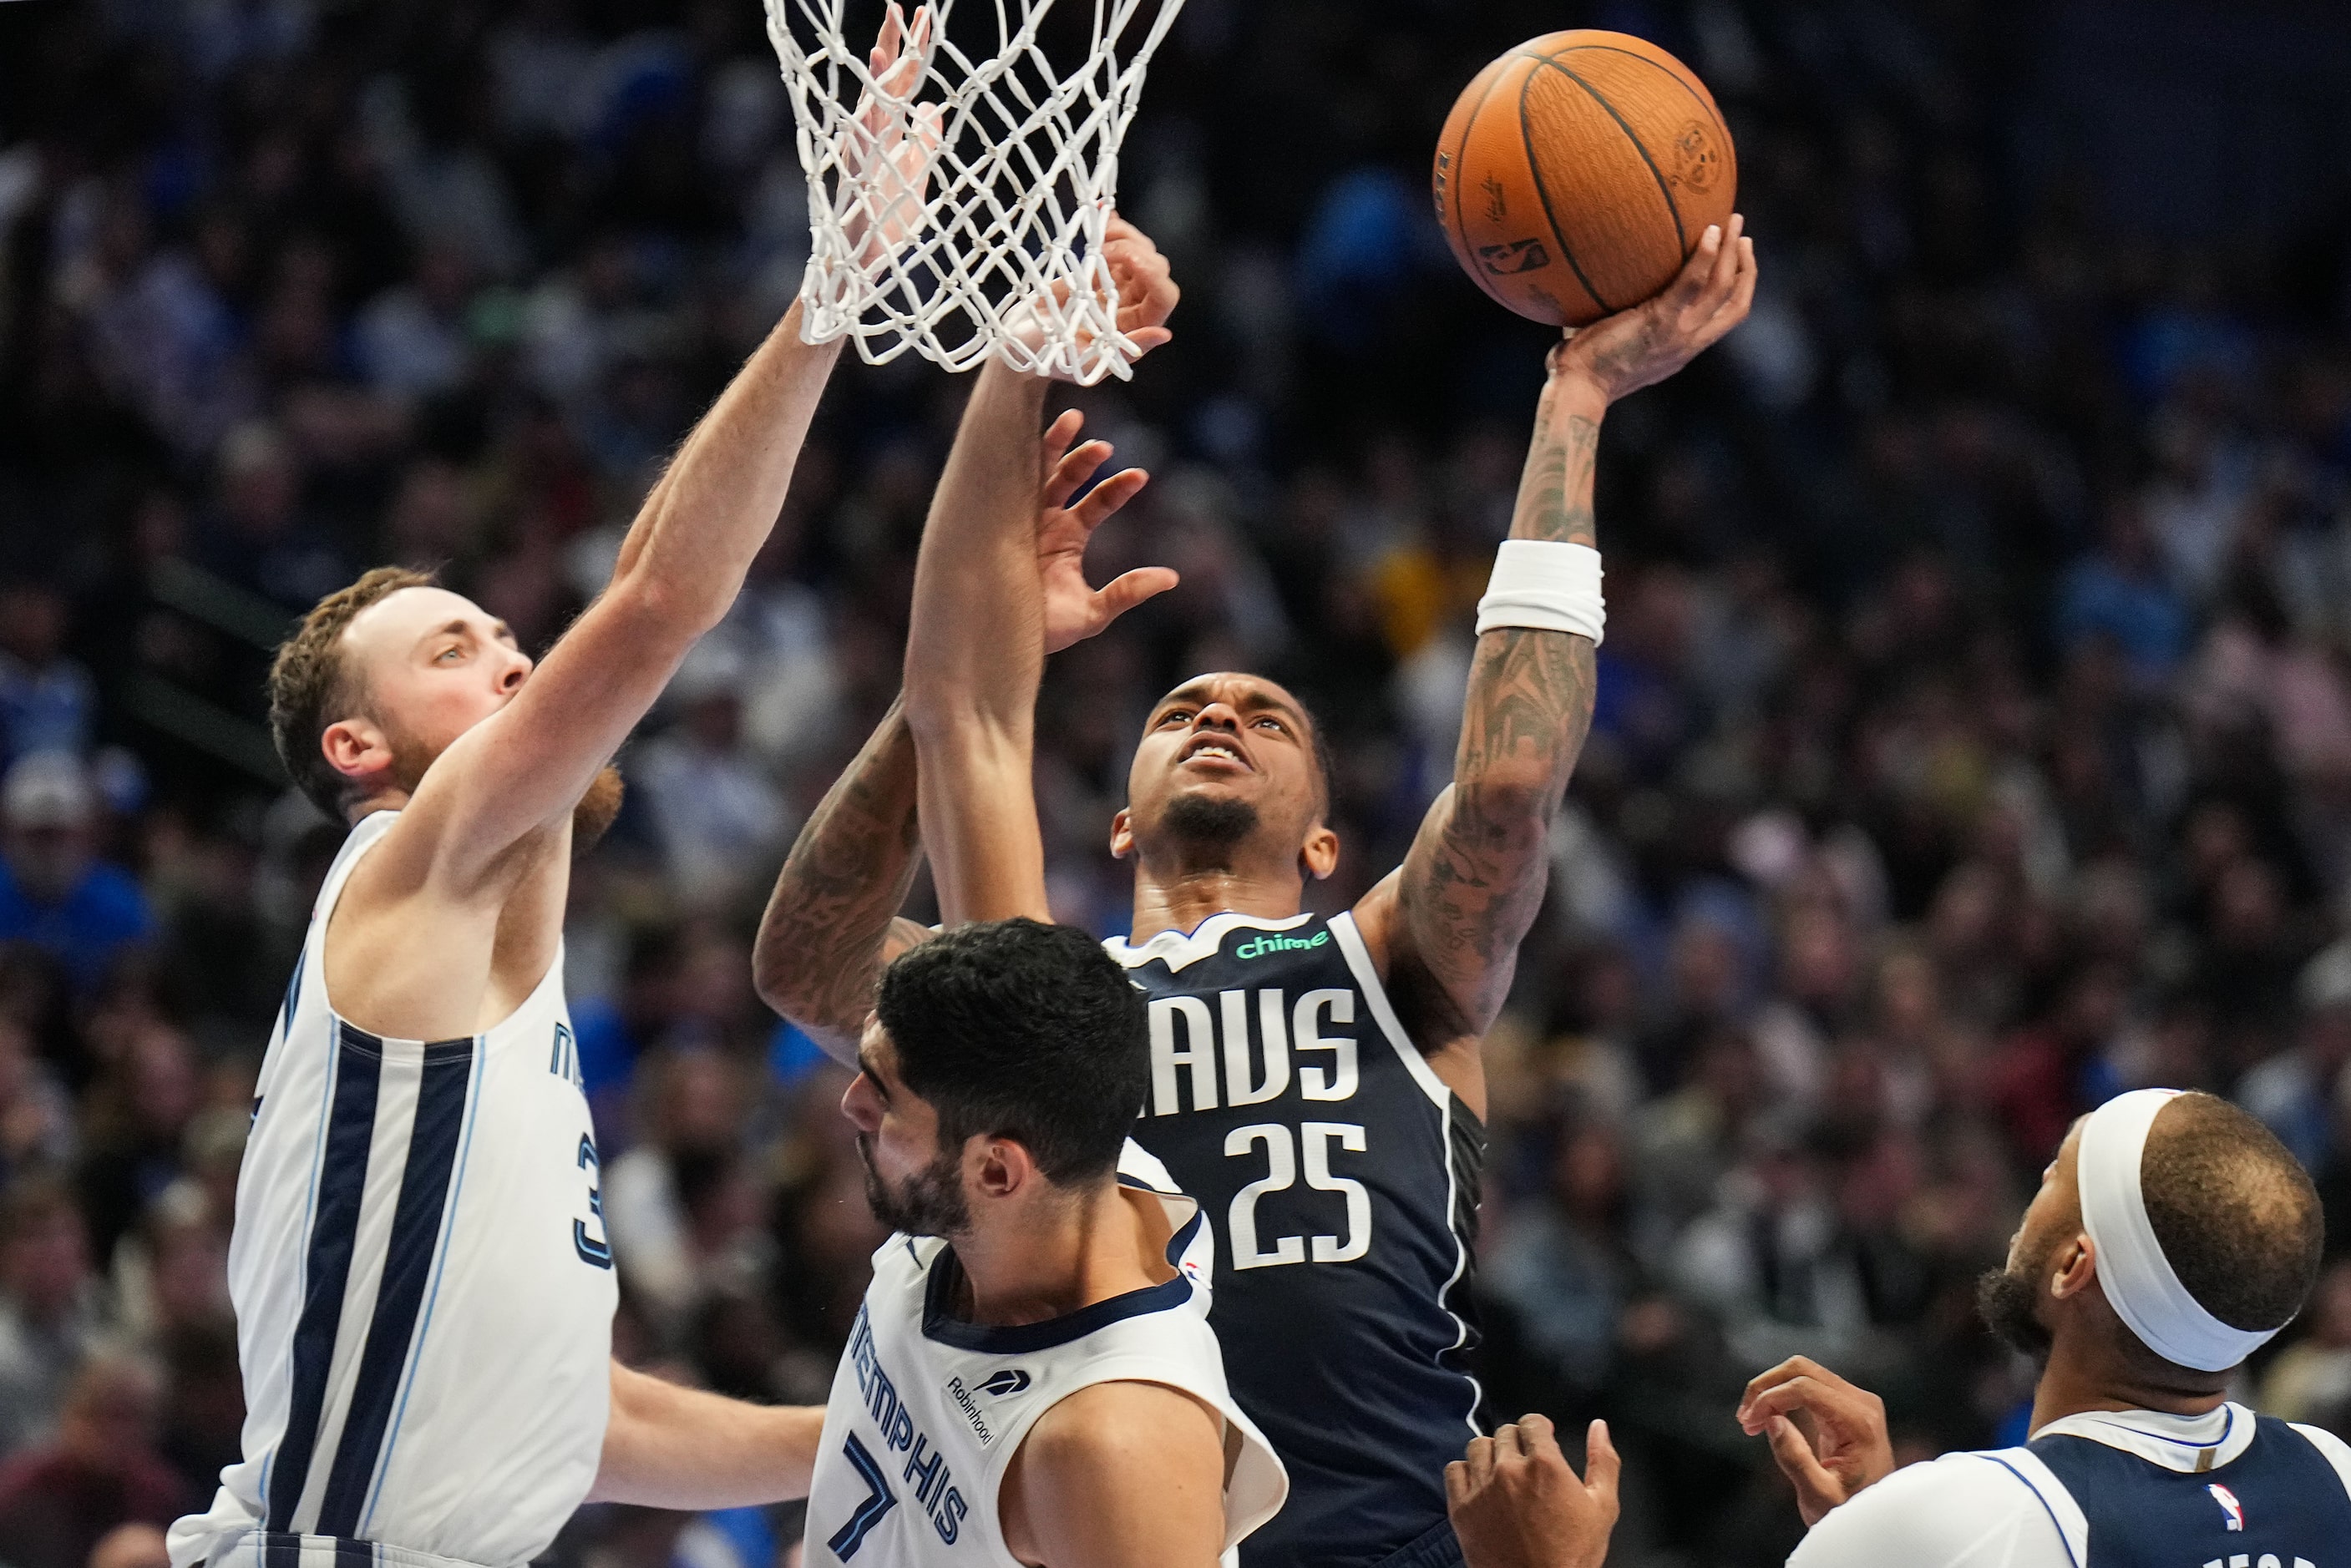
[1107,910,1483,1568]
[169,812,618,1568]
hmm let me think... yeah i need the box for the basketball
[1433,31,1737,327]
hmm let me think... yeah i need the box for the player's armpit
[1000,1380,1230,1568]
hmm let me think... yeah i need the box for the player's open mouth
[1180,736,1252,771]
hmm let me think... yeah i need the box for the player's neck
[2027,1337,2232,1434]
[1128,860,1305,943]
[948,1183,1170,1328]
[347,787,413,823]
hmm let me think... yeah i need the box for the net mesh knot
[767,0,1188,384]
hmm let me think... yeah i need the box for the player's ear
[1300,824,1340,882]
[322,716,393,787]
[2051,1232,2097,1302]
[1108,807,1135,860]
[971,1136,1036,1201]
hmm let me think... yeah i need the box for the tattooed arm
[1358,217,1757,1050]
[752,697,935,1064]
[752,392,1176,1064]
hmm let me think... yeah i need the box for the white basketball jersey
[170,812,618,1568]
[805,1144,1286,1568]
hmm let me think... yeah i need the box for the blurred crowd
[4,1,2351,1566]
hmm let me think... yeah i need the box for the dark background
[3,2,2351,1565]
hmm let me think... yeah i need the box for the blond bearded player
[165,17,949,1568]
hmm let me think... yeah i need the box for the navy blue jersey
[1106,910,1483,1568]
[2025,1410,2351,1567]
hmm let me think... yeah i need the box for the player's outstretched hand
[1035,409,1177,653]
[1447,1414,1619,1568]
[1001,213,1179,378]
[841,3,944,271]
[1550,212,1756,405]
[1100,215,1178,359]
[1735,1355,1896,1526]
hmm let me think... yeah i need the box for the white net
[765,0,1187,385]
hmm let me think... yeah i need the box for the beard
[857,1134,970,1238]
[1160,792,1260,862]
[570,766,625,854]
[1977,1233,2057,1361]
[383,726,622,855]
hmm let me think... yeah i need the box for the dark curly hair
[874,918,1148,1186]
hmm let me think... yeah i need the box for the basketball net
[765,0,1187,384]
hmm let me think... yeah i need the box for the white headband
[2075,1088,2277,1373]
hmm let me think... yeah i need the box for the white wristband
[1475,539,1604,645]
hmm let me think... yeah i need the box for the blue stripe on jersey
[1978,1454,2081,1568]
[281,948,305,1039]
[362,1029,489,1535]
[269,1022,384,1530]
[317,1037,478,1537]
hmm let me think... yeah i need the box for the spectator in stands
[0,1176,109,1456]
[0,582,97,768]
[0,1352,185,1568]
[0,753,153,996]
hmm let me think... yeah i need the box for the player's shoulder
[1788,1450,2072,1568]
[1018,1378,1224,1476]
[2288,1419,2351,1490]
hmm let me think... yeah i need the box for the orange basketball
[1433,31,1736,327]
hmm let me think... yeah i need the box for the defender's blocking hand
[1036,409,1177,653]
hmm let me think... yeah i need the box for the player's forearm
[1459,372,1604,808]
[607,301,842,645]
[915,725,1051,923]
[902,362,1051,739]
[753,697,925,1060]
[902,360,1054,923]
[1390,372,1604,1025]
[590,1362,827,1508]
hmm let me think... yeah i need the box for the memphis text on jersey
[844,1304,971,1547]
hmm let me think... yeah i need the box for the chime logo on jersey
[1234,930,1329,961]
[2208,1482,2246,1531]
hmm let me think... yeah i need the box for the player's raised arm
[357,16,939,906]
[753,390,1170,1058]
[899,220,1178,926]
[1364,217,1756,1037]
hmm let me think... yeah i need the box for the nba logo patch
[2207,1482,2245,1531]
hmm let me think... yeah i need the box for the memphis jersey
[806,1144,1285,1568]
[169,812,617,1568]
[1107,911,1483,1568]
